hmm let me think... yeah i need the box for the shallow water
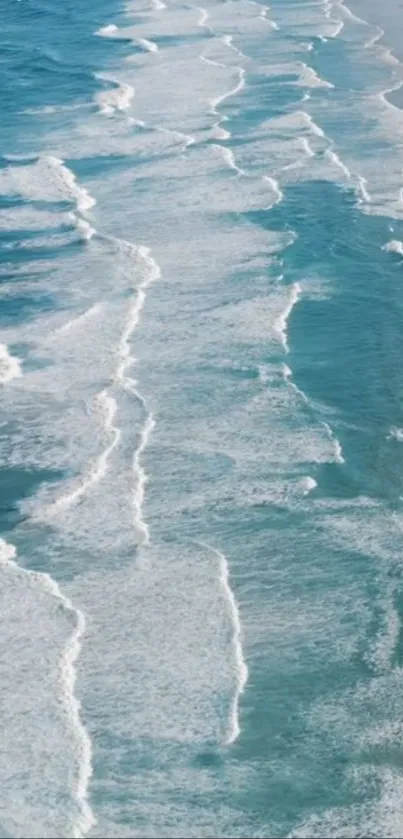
[2,0,403,836]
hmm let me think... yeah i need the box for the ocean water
[2,0,403,836]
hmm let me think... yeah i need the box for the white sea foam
[263,175,284,205]
[54,303,104,336]
[43,157,96,214]
[209,66,246,138]
[221,33,248,61]
[138,37,159,53]
[0,538,94,838]
[0,344,22,384]
[197,542,248,745]
[45,391,120,516]
[322,421,345,464]
[324,148,352,179]
[94,76,135,115]
[387,427,403,441]
[299,475,318,495]
[114,243,161,546]
[357,175,372,204]
[132,412,155,547]
[197,6,209,28]
[211,123,231,140]
[69,213,96,241]
[201,53,227,70]
[213,143,245,175]
[274,282,301,353]
[383,239,403,256]
[157,125,195,150]
[95,23,119,37]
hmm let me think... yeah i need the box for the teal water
[2,0,403,836]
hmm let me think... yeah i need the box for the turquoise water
[2,0,403,836]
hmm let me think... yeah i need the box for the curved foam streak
[274,282,301,353]
[221,34,248,61]
[299,111,325,137]
[43,156,96,214]
[263,175,283,206]
[293,113,370,205]
[0,343,22,384]
[95,23,119,37]
[151,0,166,9]
[53,303,104,337]
[357,175,371,204]
[282,359,345,466]
[114,242,161,547]
[159,126,195,150]
[299,63,334,89]
[197,6,209,28]
[138,37,159,53]
[68,213,96,241]
[324,148,351,179]
[209,66,246,139]
[46,392,121,516]
[383,240,403,256]
[212,123,231,140]
[94,76,135,115]
[213,144,245,175]
[132,413,155,546]
[201,53,227,70]
[0,538,94,838]
[300,476,317,495]
[322,421,345,464]
[248,0,279,29]
[324,2,344,38]
[198,541,248,745]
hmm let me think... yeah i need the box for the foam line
[68,213,96,241]
[53,303,104,337]
[300,476,317,495]
[322,421,345,464]
[138,37,159,53]
[211,67,246,113]
[248,0,279,29]
[0,344,22,384]
[263,175,284,206]
[357,175,372,204]
[197,541,248,745]
[0,538,94,838]
[383,240,403,255]
[197,6,209,28]
[221,34,248,61]
[132,412,155,546]
[208,66,246,140]
[159,126,195,150]
[201,53,227,69]
[47,392,121,516]
[274,282,301,353]
[44,156,96,214]
[114,242,161,547]
[94,76,135,115]
[213,144,245,175]
[95,23,119,37]
[324,148,351,179]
